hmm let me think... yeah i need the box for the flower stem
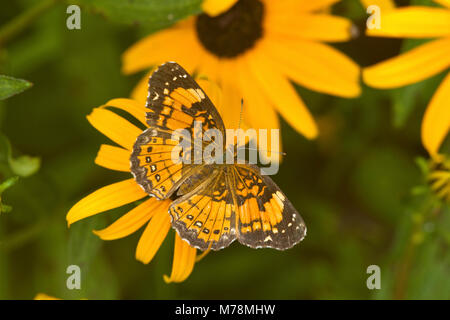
[393,198,440,299]
[0,0,61,47]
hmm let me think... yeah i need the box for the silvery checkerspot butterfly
[130,62,306,251]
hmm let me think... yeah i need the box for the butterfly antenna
[238,98,244,129]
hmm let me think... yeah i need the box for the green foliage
[76,0,202,29]
[0,176,18,213]
[0,75,32,100]
[0,133,40,177]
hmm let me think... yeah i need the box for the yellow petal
[265,13,354,42]
[367,7,450,38]
[67,179,147,226]
[437,184,450,199]
[122,19,202,75]
[87,108,142,150]
[95,144,130,172]
[163,233,196,283]
[247,49,318,139]
[100,98,147,126]
[93,198,166,240]
[360,0,395,11]
[196,50,220,83]
[196,78,224,111]
[238,58,280,131]
[363,38,450,88]
[422,72,450,157]
[202,0,238,16]
[34,293,60,300]
[262,38,360,97]
[434,0,450,8]
[131,70,154,105]
[217,60,246,129]
[264,0,339,13]
[198,61,253,133]
[238,58,281,161]
[429,170,450,181]
[135,204,171,264]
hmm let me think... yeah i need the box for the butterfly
[130,62,306,251]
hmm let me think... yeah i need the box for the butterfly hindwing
[169,166,237,251]
[231,164,307,250]
[167,164,306,251]
[130,62,225,200]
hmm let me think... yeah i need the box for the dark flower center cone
[195,0,265,58]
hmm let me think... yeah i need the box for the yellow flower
[428,155,450,203]
[122,0,361,140]
[34,293,60,300]
[363,0,450,157]
[66,98,197,283]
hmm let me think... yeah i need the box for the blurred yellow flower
[66,98,197,283]
[34,293,60,300]
[122,0,361,140]
[428,155,450,203]
[363,0,450,157]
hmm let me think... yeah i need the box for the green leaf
[0,133,40,177]
[415,157,430,176]
[0,176,19,194]
[9,155,41,177]
[67,216,104,299]
[391,82,422,128]
[76,0,202,28]
[0,75,33,100]
[0,176,18,214]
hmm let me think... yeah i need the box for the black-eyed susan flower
[66,98,198,283]
[122,0,361,140]
[363,0,450,158]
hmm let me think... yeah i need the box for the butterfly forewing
[130,62,225,200]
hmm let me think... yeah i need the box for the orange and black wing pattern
[168,166,238,251]
[168,164,306,251]
[131,61,306,252]
[130,62,225,200]
[231,164,306,250]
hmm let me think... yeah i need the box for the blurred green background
[0,0,449,299]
